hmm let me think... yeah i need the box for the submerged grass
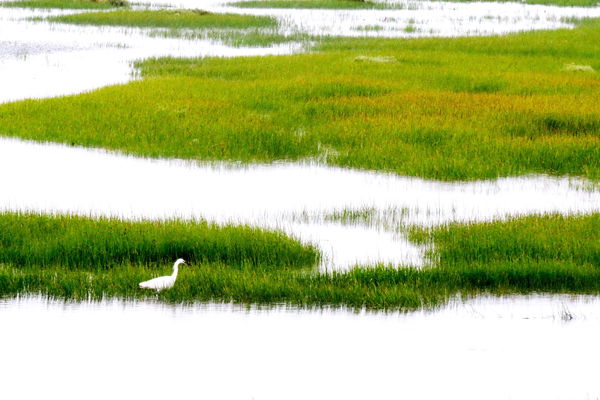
[1,19,600,180]
[1,0,127,9]
[1,212,599,310]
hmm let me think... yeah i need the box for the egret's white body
[139,258,186,291]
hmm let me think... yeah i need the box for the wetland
[1,0,600,397]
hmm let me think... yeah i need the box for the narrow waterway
[1,137,599,270]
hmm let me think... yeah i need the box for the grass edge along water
[1,212,599,310]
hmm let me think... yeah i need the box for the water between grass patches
[1,294,599,400]
[2,137,599,271]
[0,7,303,103]
[173,0,600,37]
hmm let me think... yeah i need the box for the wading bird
[139,258,186,291]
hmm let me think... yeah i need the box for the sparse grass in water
[229,0,401,9]
[1,0,128,9]
[230,0,598,7]
[417,0,599,6]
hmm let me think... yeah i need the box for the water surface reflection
[1,294,599,400]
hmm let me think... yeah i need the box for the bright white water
[1,294,599,400]
[0,6,303,103]
[1,137,599,270]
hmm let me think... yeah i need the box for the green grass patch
[45,9,298,47]
[413,213,600,268]
[1,20,600,181]
[1,0,127,9]
[2,213,600,309]
[0,212,318,270]
[47,9,278,29]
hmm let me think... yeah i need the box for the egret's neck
[172,264,179,278]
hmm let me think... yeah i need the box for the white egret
[139,258,186,291]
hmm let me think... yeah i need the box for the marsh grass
[1,0,128,9]
[45,9,302,47]
[2,20,600,180]
[144,28,312,47]
[47,9,278,29]
[1,213,599,309]
[0,212,318,270]
[413,213,600,268]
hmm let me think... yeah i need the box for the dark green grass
[412,213,600,268]
[1,212,599,309]
[47,9,278,29]
[0,212,318,270]
[1,20,600,181]
[1,0,127,9]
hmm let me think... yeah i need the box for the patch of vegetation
[47,9,278,30]
[45,9,300,47]
[229,0,400,9]
[1,212,599,310]
[144,29,311,48]
[1,0,128,9]
[410,213,600,292]
[0,212,318,270]
[2,19,600,181]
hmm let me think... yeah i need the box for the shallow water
[0,6,303,103]
[172,0,600,37]
[1,294,599,400]
[2,137,599,270]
